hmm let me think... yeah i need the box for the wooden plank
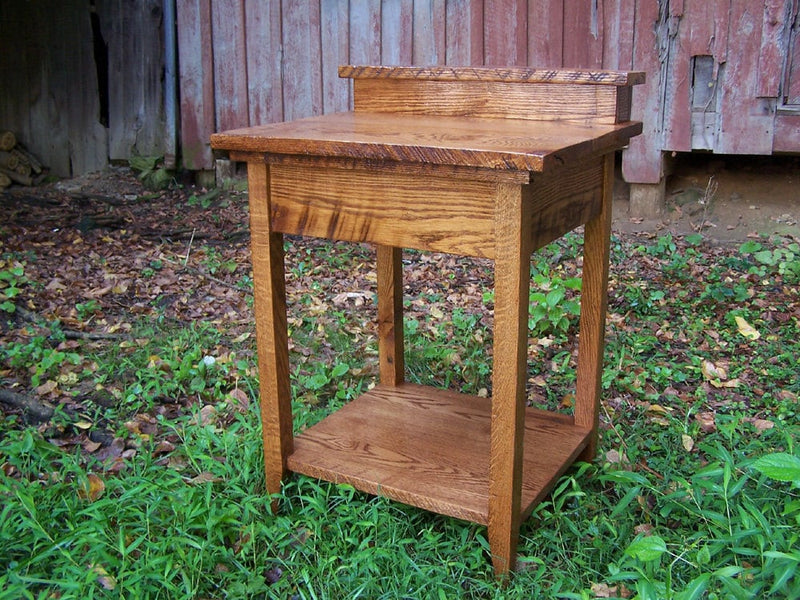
[249,161,293,510]
[286,384,591,526]
[282,1,323,121]
[773,114,800,151]
[352,79,625,123]
[246,0,284,125]
[176,0,215,169]
[562,0,603,69]
[488,182,530,574]
[376,246,404,386]
[756,0,793,97]
[349,0,381,66]
[321,0,351,114]
[380,0,413,65]
[717,0,775,154]
[527,0,564,68]
[784,2,800,105]
[268,163,498,257]
[621,0,664,184]
[101,0,164,161]
[603,0,635,70]
[484,0,528,65]
[340,64,645,85]
[445,0,483,65]
[211,0,249,130]
[574,153,613,460]
[527,156,604,252]
[412,0,446,64]
[211,112,643,173]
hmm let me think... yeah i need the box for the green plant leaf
[624,535,667,562]
[752,453,800,483]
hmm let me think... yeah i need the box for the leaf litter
[1,169,798,560]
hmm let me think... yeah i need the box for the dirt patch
[613,154,800,241]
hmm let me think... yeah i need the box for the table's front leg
[376,245,404,386]
[248,162,293,512]
[488,183,532,575]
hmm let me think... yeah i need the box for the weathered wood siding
[0,0,166,177]
[178,0,800,186]
[2,1,798,181]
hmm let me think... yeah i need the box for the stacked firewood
[0,131,44,189]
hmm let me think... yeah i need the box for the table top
[211,111,642,173]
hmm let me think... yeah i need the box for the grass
[1,232,799,598]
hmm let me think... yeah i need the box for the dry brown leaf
[695,411,717,433]
[35,380,58,396]
[752,419,775,433]
[78,473,106,501]
[681,434,695,452]
[187,471,221,485]
[701,359,727,382]
[90,564,117,590]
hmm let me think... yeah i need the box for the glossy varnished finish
[210,65,643,577]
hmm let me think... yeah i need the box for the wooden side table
[211,65,643,575]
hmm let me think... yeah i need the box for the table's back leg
[377,245,405,386]
[575,153,614,460]
[248,162,293,512]
[488,183,532,576]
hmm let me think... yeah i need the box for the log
[0,165,32,186]
[13,146,43,174]
[0,173,11,188]
[0,131,15,151]
[0,150,18,170]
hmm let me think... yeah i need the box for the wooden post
[248,161,293,511]
[376,245,405,386]
[488,183,531,575]
[574,153,614,460]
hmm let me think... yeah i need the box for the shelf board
[287,383,592,525]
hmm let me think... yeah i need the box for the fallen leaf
[701,359,727,382]
[605,449,629,465]
[734,316,760,340]
[35,380,58,396]
[187,471,221,485]
[78,473,105,501]
[681,434,694,452]
[752,419,775,433]
[695,412,717,433]
[91,564,117,590]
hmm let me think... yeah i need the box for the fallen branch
[0,165,32,186]
[0,389,55,421]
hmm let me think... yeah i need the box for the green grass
[1,233,799,598]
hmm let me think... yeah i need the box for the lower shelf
[286,383,592,524]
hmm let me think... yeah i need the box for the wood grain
[286,384,592,525]
[377,245,404,386]
[575,154,614,461]
[211,112,643,172]
[352,79,624,123]
[248,162,293,511]
[268,163,497,258]
[339,65,646,85]
[488,183,531,574]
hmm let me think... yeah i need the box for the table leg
[488,184,531,575]
[376,245,404,386]
[248,162,293,511]
[575,153,614,460]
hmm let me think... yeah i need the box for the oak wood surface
[488,183,532,573]
[247,162,293,511]
[286,384,592,525]
[268,163,498,258]
[210,112,642,173]
[377,245,404,386]
[352,79,625,123]
[339,64,645,85]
